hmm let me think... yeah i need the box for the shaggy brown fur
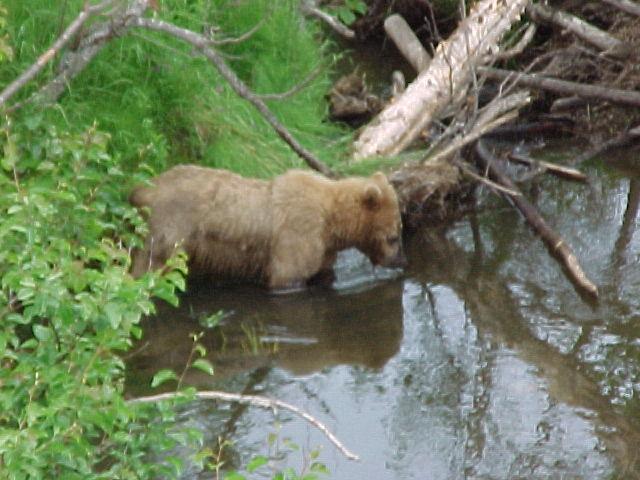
[130,165,404,290]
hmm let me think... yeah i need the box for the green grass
[3,0,351,179]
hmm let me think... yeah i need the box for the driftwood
[353,0,530,159]
[475,140,598,298]
[527,4,633,59]
[508,153,588,183]
[383,14,431,72]
[478,67,640,108]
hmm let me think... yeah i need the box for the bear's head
[357,172,406,269]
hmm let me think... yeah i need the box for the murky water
[127,148,640,479]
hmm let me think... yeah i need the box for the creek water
[127,146,640,479]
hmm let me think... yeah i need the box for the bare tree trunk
[353,0,530,160]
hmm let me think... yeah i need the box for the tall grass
[3,0,350,178]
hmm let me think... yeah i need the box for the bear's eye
[386,235,399,245]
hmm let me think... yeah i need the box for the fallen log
[353,0,530,159]
[478,67,640,108]
[475,140,598,298]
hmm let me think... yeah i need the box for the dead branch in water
[474,140,598,298]
[507,153,588,183]
[129,390,360,461]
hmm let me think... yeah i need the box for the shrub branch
[129,390,360,461]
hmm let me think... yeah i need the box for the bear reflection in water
[130,165,405,291]
[126,278,404,393]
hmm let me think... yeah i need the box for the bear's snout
[379,244,407,269]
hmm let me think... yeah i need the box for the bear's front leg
[267,237,325,292]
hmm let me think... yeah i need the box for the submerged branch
[129,390,360,461]
[475,140,598,298]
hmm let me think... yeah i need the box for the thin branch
[601,0,640,17]
[425,91,530,164]
[132,17,335,177]
[129,390,360,461]
[30,0,150,106]
[478,66,640,108]
[493,24,537,61]
[507,152,588,182]
[454,159,522,196]
[0,0,113,109]
[475,140,598,298]
[527,3,633,58]
[568,124,640,166]
[211,15,267,46]
[300,0,356,40]
[257,65,324,101]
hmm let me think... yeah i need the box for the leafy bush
[0,117,192,479]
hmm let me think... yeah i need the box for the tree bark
[353,0,530,160]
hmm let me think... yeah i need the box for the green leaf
[224,472,246,480]
[337,8,356,25]
[33,324,52,342]
[310,462,330,475]
[151,369,178,388]
[246,455,268,473]
[191,358,214,376]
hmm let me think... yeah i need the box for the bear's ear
[362,183,382,210]
[371,171,387,184]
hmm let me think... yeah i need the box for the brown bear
[130,165,405,290]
